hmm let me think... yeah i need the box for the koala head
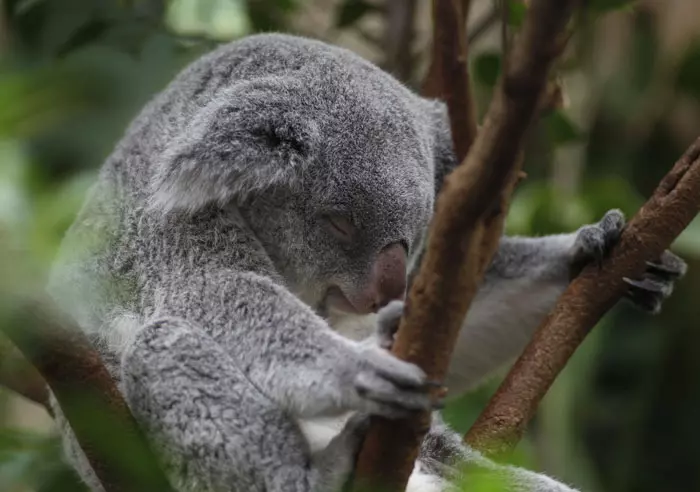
[150,66,455,318]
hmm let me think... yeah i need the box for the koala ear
[425,100,458,197]
[149,79,319,214]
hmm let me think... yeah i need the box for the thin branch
[383,0,418,82]
[422,0,477,162]
[467,3,498,45]
[0,334,50,410]
[466,136,700,455]
[2,298,174,492]
[351,1,582,490]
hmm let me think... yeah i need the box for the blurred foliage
[1,0,700,491]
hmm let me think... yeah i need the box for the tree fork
[351,1,583,490]
[466,136,700,455]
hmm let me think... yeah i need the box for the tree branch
[465,136,700,455]
[382,0,417,83]
[467,3,498,45]
[351,1,582,490]
[422,0,477,161]
[0,334,50,410]
[1,298,173,492]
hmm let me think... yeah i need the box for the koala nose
[328,243,408,315]
[368,242,407,312]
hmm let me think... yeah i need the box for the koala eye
[322,215,356,242]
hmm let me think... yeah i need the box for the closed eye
[323,215,356,241]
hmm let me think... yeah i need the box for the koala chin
[47,33,685,492]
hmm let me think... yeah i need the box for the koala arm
[153,267,434,420]
[444,210,686,394]
[122,316,375,492]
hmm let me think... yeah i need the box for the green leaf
[676,43,700,99]
[545,110,583,146]
[587,0,637,15]
[55,19,113,57]
[507,0,527,27]
[336,0,376,28]
[473,52,501,88]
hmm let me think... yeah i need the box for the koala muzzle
[345,242,407,314]
[370,242,407,310]
[326,243,407,315]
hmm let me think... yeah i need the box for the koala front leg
[157,269,440,421]
[122,316,370,492]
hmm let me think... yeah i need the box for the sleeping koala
[47,33,686,492]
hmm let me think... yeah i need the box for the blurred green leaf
[336,0,377,28]
[676,43,700,99]
[507,0,527,27]
[0,66,100,138]
[55,19,113,57]
[244,0,298,31]
[586,0,637,15]
[473,52,501,88]
[545,110,583,146]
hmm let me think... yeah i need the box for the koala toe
[622,250,686,314]
[624,282,665,314]
[646,250,688,280]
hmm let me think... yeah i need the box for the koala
[46,33,686,492]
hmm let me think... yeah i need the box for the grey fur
[47,33,686,492]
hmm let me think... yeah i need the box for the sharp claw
[645,260,685,279]
[623,276,671,295]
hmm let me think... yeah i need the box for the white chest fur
[296,414,446,492]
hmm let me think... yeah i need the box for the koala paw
[349,343,443,418]
[374,299,404,351]
[570,209,625,269]
[347,300,444,417]
[571,209,688,315]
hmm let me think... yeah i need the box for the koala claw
[351,345,440,418]
[623,277,672,295]
[645,250,688,279]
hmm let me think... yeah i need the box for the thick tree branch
[351,1,582,490]
[466,136,700,455]
[1,298,173,492]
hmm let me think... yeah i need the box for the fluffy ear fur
[149,76,319,214]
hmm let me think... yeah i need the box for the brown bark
[2,298,173,492]
[422,0,477,161]
[383,0,417,82]
[351,1,582,490]
[466,136,700,455]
